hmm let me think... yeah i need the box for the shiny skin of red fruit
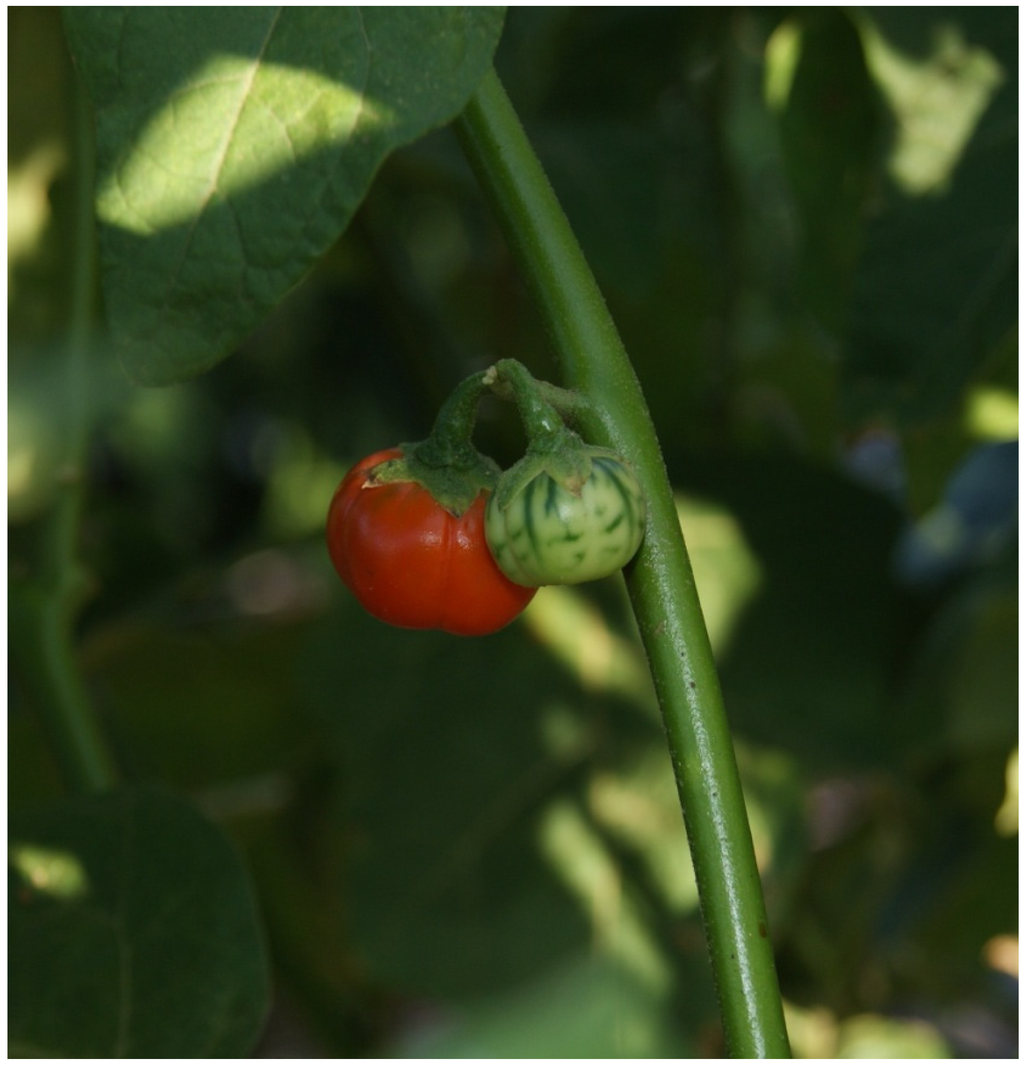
[326,449,536,636]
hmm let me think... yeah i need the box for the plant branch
[9,41,118,795]
[454,68,790,1057]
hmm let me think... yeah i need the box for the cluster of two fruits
[326,361,646,635]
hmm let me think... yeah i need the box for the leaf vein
[148,8,284,342]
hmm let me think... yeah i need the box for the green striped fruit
[485,452,646,586]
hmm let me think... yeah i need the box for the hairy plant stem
[486,358,572,440]
[9,51,118,795]
[415,368,492,469]
[455,68,790,1057]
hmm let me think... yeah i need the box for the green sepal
[494,430,629,511]
[363,367,501,517]
[369,440,501,518]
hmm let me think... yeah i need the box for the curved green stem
[416,369,492,469]
[370,369,503,516]
[486,359,588,425]
[487,358,570,440]
[10,43,117,794]
[455,68,790,1057]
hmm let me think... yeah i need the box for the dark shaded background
[10,7,1017,1057]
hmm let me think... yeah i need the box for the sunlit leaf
[836,1014,950,1058]
[63,8,505,384]
[858,14,1004,196]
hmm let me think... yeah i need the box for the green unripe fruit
[485,452,646,586]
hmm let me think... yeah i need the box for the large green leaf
[305,618,596,998]
[9,786,269,1057]
[300,598,699,1004]
[63,7,505,385]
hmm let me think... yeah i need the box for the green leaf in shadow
[9,786,269,1057]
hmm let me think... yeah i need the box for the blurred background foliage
[9,6,1017,1058]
